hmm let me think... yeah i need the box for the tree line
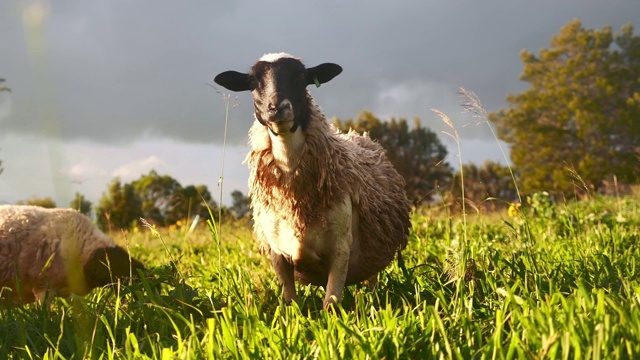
[16,170,252,232]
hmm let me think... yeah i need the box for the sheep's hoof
[323,295,340,311]
[283,290,298,305]
[284,298,297,306]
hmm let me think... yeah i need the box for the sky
[0,0,638,207]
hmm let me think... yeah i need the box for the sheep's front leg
[324,244,350,310]
[269,250,297,304]
[323,198,354,310]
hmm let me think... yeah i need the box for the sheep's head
[84,246,146,289]
[214,53,342,135]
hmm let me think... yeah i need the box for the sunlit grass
[1,191,639,358]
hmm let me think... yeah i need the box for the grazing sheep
[0,205,145,305]
[214,53,411,309]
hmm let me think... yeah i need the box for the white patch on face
[259,52,298,63]
[262,67,276,98]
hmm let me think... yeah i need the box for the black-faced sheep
[214,53,411,309]
[0,205,146,305]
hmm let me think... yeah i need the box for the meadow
[1,190,640,359]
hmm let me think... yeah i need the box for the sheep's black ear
[306,63,342,86]
[214,71,251,92]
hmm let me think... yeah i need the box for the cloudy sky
[0,0,638,207]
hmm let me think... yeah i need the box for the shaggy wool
[246,92,411,285]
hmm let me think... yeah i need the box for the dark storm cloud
[1,0,638,144]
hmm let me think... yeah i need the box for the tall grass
[206,87,237,293]
[216,92,233,243]
[432,107,472,311]
[458,87,522,204]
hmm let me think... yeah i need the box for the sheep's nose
[267,103,278,118]
[267,104,278,118]
[277,100,292,113]
[267,100,292,119]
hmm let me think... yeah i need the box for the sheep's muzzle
[266,99,294,123]
[263,99,297,135]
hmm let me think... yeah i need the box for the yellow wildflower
[508,203,522,217]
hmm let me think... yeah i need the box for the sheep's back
[0,206,51,283]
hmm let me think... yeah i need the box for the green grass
[1,191,640,359]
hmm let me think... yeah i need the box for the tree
[334,111,453,204]
[489,20,640,194]
[17,196,57,208]
[166,184,218,224]
[230,190,251,218]
[96,178,143,231]
[95,171,219,230]
[133,170,183,226]
[70,192,92,217]
[132,170,218,225]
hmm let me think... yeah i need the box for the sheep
[214,53,411,309]
[0,205,146,305]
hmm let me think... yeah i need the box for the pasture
[1,191,639,359]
